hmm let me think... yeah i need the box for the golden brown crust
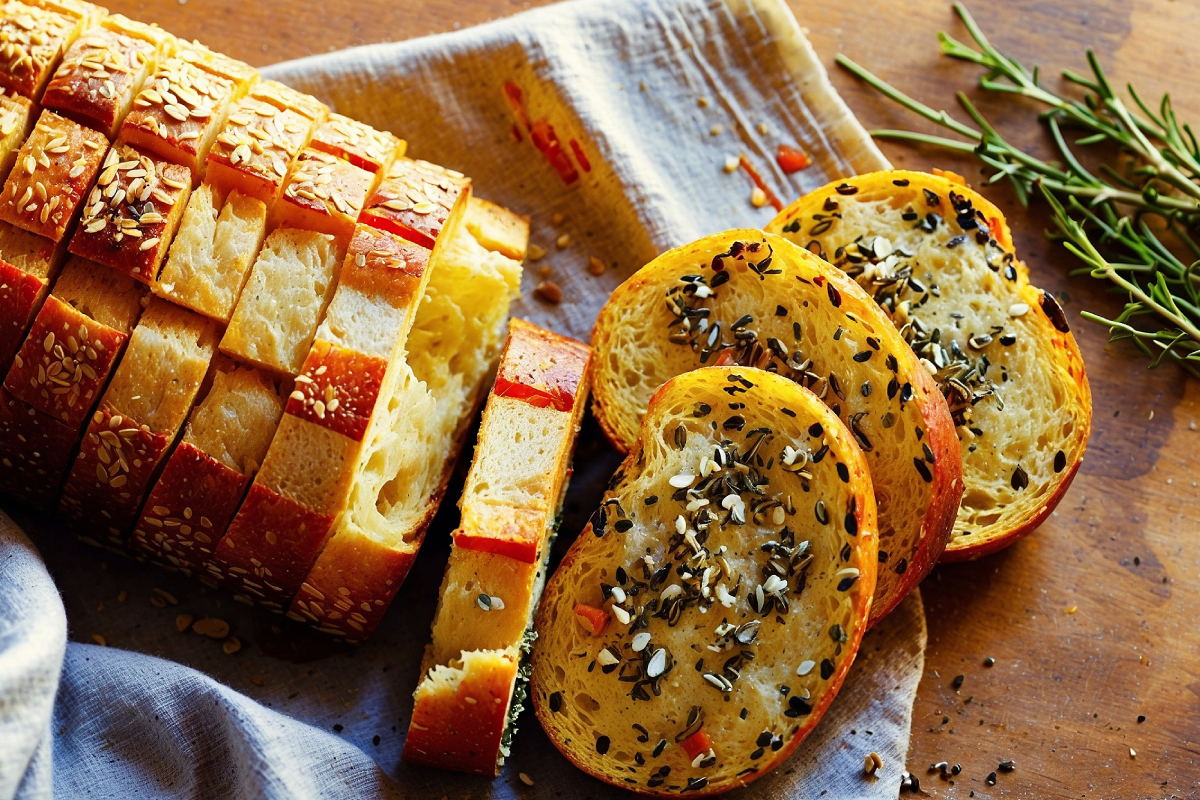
[275,147,375,239]
[361,158,470,250]
[40,24,160,138]
[69,141,192,283]
[172,38,256,87]
[310,113,402,175]
[119,57,239,175]
[0,109,107,241]
[0,1,87,99]
[0,384,80,509]
[249,79,327,123]
[0,93,36,184]
[205,96,314,204]
[0,259,47,371]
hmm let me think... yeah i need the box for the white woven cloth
[0,0,925,798]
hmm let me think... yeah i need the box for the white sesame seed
[631,632,652,652]
[596,647,619,666]
[1008,302,1030,317]
[796,660,815,676]
[669,473,696,488]
[646,648,667,678]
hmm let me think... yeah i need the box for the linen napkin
[0,0,927,798]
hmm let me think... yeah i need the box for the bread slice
[309,113,403,175]
[766,171,1091,561]
[218,227,343,375]
[208,222,437,609]
[0,93,37,184]
[40,17,171,139]
[403,319,591,775]
[4,254,143,427]
[288,199,523,641]
[531,366,878,795]
[119,56,246,177]
[205,95,317,205]
[590,230,961,626]
[0,255,144,506]
[275,147,379,240]
[172,39,257,88]
[69,141,192,284]
[59,297,217,545]
[129,357,284,573]
[248,79,327,124]
[360,157,470,250]
[0,0,91,99]
[0,222,69,373]
[153,180,267,322]
[0,109,108,241]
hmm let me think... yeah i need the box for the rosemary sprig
[835,2,1200,375]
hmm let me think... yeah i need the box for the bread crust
[0,1,88,99]
[590,230,960,626]
[0,384,79,509]
[361,158,469,249]
[0,260,48,372]
[0,109,107,242]
[128,440,251,573]
[532,366,877,796]
[205,96,314,204]
[309,113,402,175]
[768,171,1091,562]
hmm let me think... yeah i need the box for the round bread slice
[532,366,877,796]
[766,171,1091,561]
[591,230,961,624]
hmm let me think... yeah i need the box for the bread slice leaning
[403,318,591,776]
[590,230,961,625]
[767,171,1091,561]
[532,366,877,796]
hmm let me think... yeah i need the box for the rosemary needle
[836,2,1200,375]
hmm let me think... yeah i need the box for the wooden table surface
[100,0,1200,797]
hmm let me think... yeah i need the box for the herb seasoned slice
[591,230,961,624]
[769,171,1090,560]
[533,366,876,796]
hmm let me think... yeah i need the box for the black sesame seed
[781,407,796,417]
[644,495,658,505]
[1011,465,1029,490]
[596,735,611,755]
[827,283,842,307]
[893,178,910,186]
[845,510,858,536]
[853,350,873,362]
[894,558,908,575]
[808,422,823,437]
[549,691,563,712]
[923,188,940,206]
[913,457,932,483]
[653,738,667,757]
[685,777,708,792]
[820,658,835,679]
[1054,450,1067,473]
[983,657,995,668]
[1138,715,1146,723]
[836,462,850,483]
[951,674,964,690]
[750,747,765,760]
[616,566,627,585]
[998,760,1016,773]
[756,730,773,747]
[986,771,997,786]
[835,183,858,195]
[614,519,634,533]
[723,415,745,431]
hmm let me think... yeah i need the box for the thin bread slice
[309,113,403,175]
[0,109,108,242]
[69,141,192,284]
[0,0,92,99]
[767,170,1091,560]
[531,366,878,796]
[0,255,144,505]
[208,222,437,609]
[0,222,69,373]
[274,147,379,240]
[288,199,523,642]
[153,180,267,323]
[402,319,592,775]
[129,357,284,573]
[218,227,343,376]
[0,93,38,184]
[4,255,144,427]
[59,297,217,545]
[590,230,961,626]
[205,95,316,205]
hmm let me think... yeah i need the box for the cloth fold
[0,0,922,798]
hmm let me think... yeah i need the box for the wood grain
[97,0,1200,797]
